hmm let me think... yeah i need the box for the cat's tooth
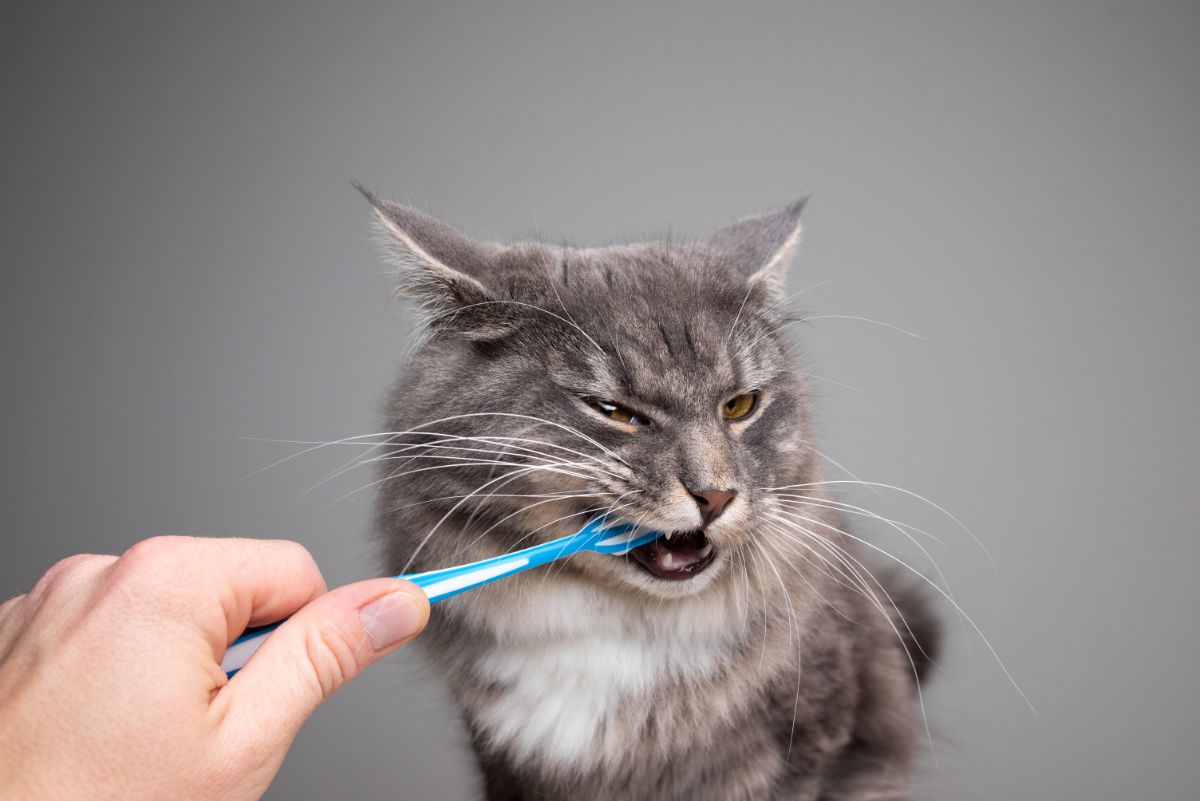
[661,551,675,570]
[698,542,714,559]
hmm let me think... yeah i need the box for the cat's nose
[688,488,737,525]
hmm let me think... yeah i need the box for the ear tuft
[357,185,518,340]
[707,197,808,302]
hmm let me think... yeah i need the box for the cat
[364,188,939,801]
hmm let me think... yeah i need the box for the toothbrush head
[585,520,663,555]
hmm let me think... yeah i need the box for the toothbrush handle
[218,535,587,677]
[404,535,585,602]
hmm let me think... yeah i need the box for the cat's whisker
[397,460,633,573]
[731,546,751,634]
[768,506,958,655]
[749,536,806,763]
[770,508,1032,711]
[768,523,892,631]
[343,431,628,484]
[760,479,995,568]
[763,513,940,738]
[799,314,927,340]
[331,458,603,512]
[455,456,623,533]
[760,524,881,626]
[763,511,937,750]
[399,465,560,573]
[321,433,629,489]
[238,431,414,479]
[742,546,772,668]
[417,412,630,467]
[244,411,630,484]
[769,495,974,645]
[807,449,880,494]
[769,493,961,638]
[373,455,603,489]
[454,492,620,565]
[764,508,934,661]
[757,521,866,613]
[762,277,840,316]
[381,489,597,517]
[749,537,800,650]
[335,447,598,478]
[319,441,624,495]
[771,494,948,549]
[777,368,861,393]
[537,496,643,587]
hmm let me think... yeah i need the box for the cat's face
[370,193,816,599]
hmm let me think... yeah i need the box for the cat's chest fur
[450,576,750,770]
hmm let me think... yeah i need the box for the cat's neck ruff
[448,568,762,770]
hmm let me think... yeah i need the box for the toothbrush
[219,517,661,676]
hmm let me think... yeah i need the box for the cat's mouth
[628,529,716,581]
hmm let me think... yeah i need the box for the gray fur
[366,191,938,801]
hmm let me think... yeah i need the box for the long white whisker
[329,458,600,512]
[316,441,622,497]
[770,508,1032,711]
[765,511,937,751]
[761,479,995,568]
[771,495,948,549]
[748,537,804,763]
[770,505,962,656]
[800,314,927,340]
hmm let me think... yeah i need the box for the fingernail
[358,590,427,650]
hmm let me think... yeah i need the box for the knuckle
[115,536,197,587]
[106,537,201,603]
[285,540,320,573]
[0,593,28,624]
[264,538,321,578]
[286,541,325,591]
[122,535,191,568]
[31,553,113,599]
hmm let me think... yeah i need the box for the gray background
[3,2,1197,799]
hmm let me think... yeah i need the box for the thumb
[215,577,429,747]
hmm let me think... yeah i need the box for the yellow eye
[722,392,758,421]
[590,399,647,427]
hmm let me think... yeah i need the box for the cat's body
[367,192,937,800]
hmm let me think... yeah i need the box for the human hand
[0,536,429,800]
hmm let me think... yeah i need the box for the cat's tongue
[630,530,715,581]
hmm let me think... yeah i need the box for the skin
[0,536,429,801]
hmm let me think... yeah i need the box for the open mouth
[629,529,716,581]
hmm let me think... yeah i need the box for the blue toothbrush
[219,517,661,676]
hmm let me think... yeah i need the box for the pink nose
[689,489,737,524]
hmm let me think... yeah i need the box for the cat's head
[369,189,817,599]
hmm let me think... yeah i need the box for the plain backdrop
[3,2,1198,799]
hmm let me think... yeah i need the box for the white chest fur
[462,578,743,769]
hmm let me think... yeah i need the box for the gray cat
[364,189,939,801]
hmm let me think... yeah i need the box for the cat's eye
[722,392,758,421]
[588,399,648,428]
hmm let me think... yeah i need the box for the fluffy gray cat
[363,189,939,801]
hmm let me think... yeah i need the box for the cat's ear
[358,186,517,340]
[706,197,808,302]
